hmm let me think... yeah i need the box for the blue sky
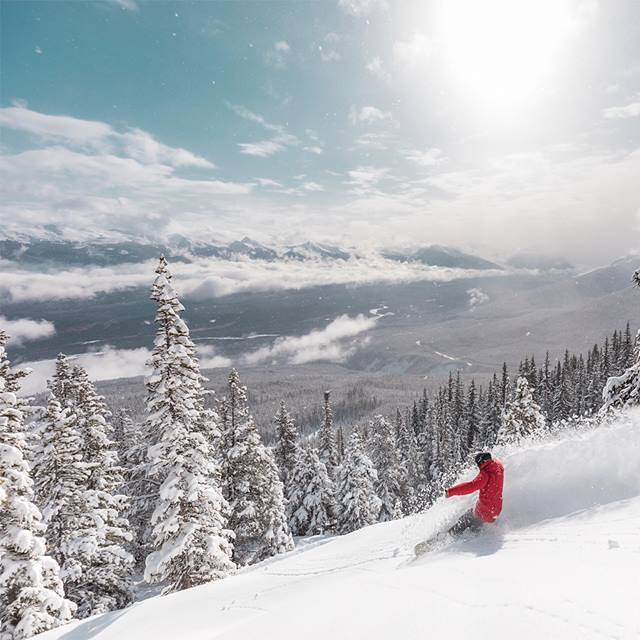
[1,0,639,265]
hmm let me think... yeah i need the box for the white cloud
[231,104,299,157]
[238,139,289,157]
[320,48,341,63]
[349,105,393,126]
[264,41,291,68]
[366,56,390,82]
[255,178,283,188]
[393,33,431,66]
[346,166,390,189]
[17,342,232,396]
[0,255,509,303]
[34,46,43,55]
[197,344,233,369]
[0,148,247,196]
[405,148,443,167]
[0,112,244,245]
[303,145,323,155]
[242,314,376,365]
[108,0,139,10]
[353,131,393,149]
[338,0,387,16]
[0,105,250,238]
[603,101,640,119]
[0,316,55,345]
[467,288,489,309]
[0,105,112,145]
[120,128,214,168]
[14,317,372,394]
[0,104,213,168]
[303,181,324,192]
[18,345,150,396]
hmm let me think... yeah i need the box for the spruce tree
[112,409,147,562]
[602,330,640,412]
[499,376,546,445]
[63,367,134,616]
[622,322,634,369]
[368,415,402,521]
[220,369,293,565]
[336,426,345,462]
[500,363,511,407]
[552,368,572,421]
[286,447,334,536]
[539,353,553,420]
[144,420,235,592]
[0,331,76,639]
[335,433,381,534]
[464,379,480,452]
[318,390,337,475]
[479,381,502,448]
[273,400,299,489]
[48,353,73,407]
[141,257,234,593]
[396,410,420,512]
[33,396,88,568]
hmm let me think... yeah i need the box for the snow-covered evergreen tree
[499,376,546,445]
[336,426,345,462]
[318,390,337,475]
[63,367,134,616]
[142,256,235,593]
[396,409,420,512]
[111,409,146,560]
[111,409,138,467]
[602,327,640,412]
[479,380,502,448]
[48,353,74,407]
[144,421,235,592]
[464,380,480,452]
[368,415,402,521]
[335,433,381,534]
[273,400,298,490]
[601,276,640,412]
[33,396,88,567]
[0,331,76,639]
[220,369,293,565]
[286,447,335,536]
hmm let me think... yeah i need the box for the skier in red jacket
[445,452,504,536]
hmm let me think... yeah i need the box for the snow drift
[37,410,640,640]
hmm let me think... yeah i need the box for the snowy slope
[38,412,640,640]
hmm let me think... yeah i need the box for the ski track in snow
[38,411,640,640]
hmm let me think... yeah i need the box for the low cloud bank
[241,314,376,365]
[0,315,55,344]
[467,287,489,309]
[18,345,151,396]
[0,255,509,303]
[16,315,376,394]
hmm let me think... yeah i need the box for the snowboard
[413,531,453,557]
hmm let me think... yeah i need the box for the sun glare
[439,0,576,108]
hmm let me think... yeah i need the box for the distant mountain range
[0,235,511,271]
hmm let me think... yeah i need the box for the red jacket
[446,459,504,523]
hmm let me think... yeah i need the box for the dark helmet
[475,452,492,468]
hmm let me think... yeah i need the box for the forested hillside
[2,257,640,639]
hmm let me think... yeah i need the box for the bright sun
[439,0,577,108]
